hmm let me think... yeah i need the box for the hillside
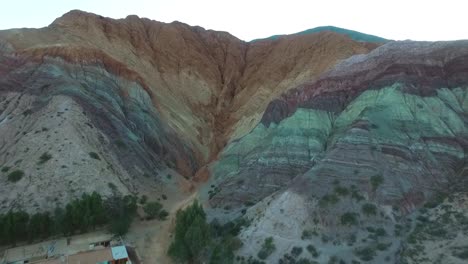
[1,10,468,264]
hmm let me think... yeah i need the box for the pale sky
[0,0,467,41]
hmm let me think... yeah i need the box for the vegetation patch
[291,246,303,257]
[257,237,276,260]
[302,229,317,240]
[362,203,377,216]
[168,201,211,263]
[143,201,168,220]
[319,194,340,207]
[306,244,320,258]
[7,170,24,182]
[37,152,52,165]
[340,212,359,226]
[334,186,349,196]
[370,175,384,190]
[0,192,137,245]
[354,246,377,261]
[89,152,100,160]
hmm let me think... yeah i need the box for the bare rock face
[203,40,468,262]
[0,10,377,213]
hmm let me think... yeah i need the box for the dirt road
[125,190,199,263]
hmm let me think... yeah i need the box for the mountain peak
[252,25,388,43]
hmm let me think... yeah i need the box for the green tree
[143,202,163,220]
[168,200,211,263]
[257,237,276,260]
[2,211,29,245]
[105,195,137,236]
[28,212,51,241]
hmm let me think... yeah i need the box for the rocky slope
[1,9,468,264]
[0,10,378,213]
[203,41,468,263]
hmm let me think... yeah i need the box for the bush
[376,242,391,251]
[89,152,100,160]
[38,152,52,165]
[257,237,276,260]
[140,195,148,204]
[302,229,314,240]
[362,203,377,216]
[355,247,376,261]
[143,202,163,220]
[7,170,24,182]
[291,246,303,257]
[334,186,349,196]
[375,227,387,237]
[319,194,340,207]
[297,259,315,264]
[370,175,384,190]
[328,256,339,264]
[341,212,358,226]
[351,189,365,201]
[1,166,10,172]
[306,244,320,258]
[455,248,468,259]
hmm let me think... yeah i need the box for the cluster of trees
[0,192,137,246]
[168,200,247,264]
[143,201,169,220]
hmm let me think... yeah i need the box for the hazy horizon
[1,0,467,41]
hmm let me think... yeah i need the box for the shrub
[115,140,127,149]
[341,212,358,226]
[7,170,24,182]
[291,246,303,257]
[140,195,148,204]
[107,182,117,190]
[302,229,314,240]
[455,248,468,259]
[328,255,339,264]
[370,175,384,190]
[362,203,377,216]
[334,186,349,196]
[257,237,276,260]
[319,194,340,207]
[297,259,315,264]
[89,152,100,160]
[38,152,52,165]
[1,166,10,172]
[354,247,376,261]
[158,210,169,220]
[376,242,391,251]
[375,227,387,237]
[351,189,365,201]
[143,202,163,220]
[306,244,320,258]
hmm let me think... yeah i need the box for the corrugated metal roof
[111,246,128,260]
